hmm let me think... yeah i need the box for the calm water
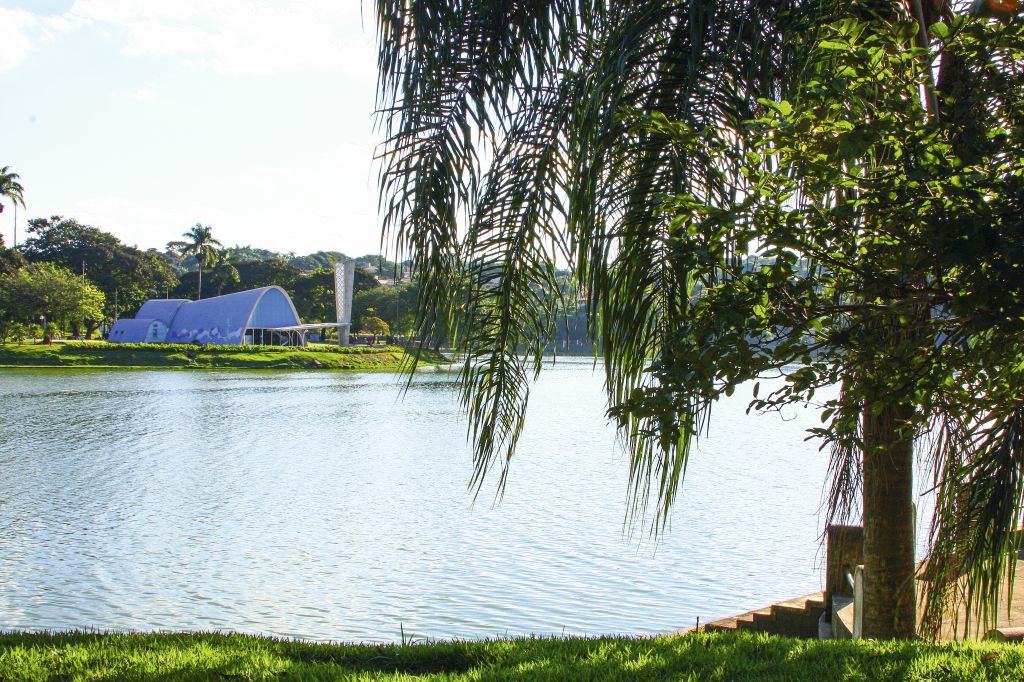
[0,359,835,642]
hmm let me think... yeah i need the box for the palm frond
[376,0,819,528]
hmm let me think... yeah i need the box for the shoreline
[0,341,447,371]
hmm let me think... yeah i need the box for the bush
[360,316,390,336]
[6,323,27,345]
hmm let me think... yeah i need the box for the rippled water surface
[0,359,835,641]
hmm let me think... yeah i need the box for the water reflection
[0,360,831,642]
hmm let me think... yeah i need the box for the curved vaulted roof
[135,299,188,325]
[108,319,162,344]
[110,286,302,345]
[165,286,300,344]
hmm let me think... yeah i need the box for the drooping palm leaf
[376,0,818,524]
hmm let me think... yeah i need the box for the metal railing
[844,564,865,639]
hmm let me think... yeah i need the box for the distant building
[109,285,323,347]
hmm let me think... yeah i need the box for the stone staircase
[702,592,827,639]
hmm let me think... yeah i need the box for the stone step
[703,592,826,639]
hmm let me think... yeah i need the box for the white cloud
[129,83,158,101]
[0,9,36,71]
[0,7,82,71]
[69,0,369,75]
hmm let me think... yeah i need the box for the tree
[288,250,349,272]
[234,259,301,292]
[353,266,381,296]
[0,262,105,332]
[375,0,1019,639]
[206,249,240,297]
[352,281,417,336]
[7,322,26,345]
[360,316,390,337]
[669,16,1024,639]
[291,268,336,322]
[22,216,177,336]
[0,242,25,275]
[0,167,25,228]
[180,224,222,300]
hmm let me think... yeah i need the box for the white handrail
[853,565,865,639]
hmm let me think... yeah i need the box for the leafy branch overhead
[376,0,1024,640]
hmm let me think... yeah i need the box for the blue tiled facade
[108,286,302,345]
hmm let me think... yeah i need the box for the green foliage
[6,322,26,345]
[287,250,348,271]
[0,341,420,370]
[353,281,416,334]
[642,17,1024,635]
[0,630,1022,681]
[64,341,398,355]
[223,244,284,263]
[375,0,1024,637]
[0,262,105,328]
[171,259,303,299]
[180,223,222,300]
[0,166,25,215]
[360,316,391,336]
[0,242,26,273]
[206,248,240,296]
[290,268,335,322]
[284,266,382,323]
[234,259,303,292]
[353,266,381,295]
[22,215,177,324]
[375,0,813,505]
[353,253,402,279]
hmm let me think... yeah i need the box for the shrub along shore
[0,341,446,371]
[0,629,1020,681]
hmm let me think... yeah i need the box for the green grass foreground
[0,630,1020,682]
[0,341,444,371]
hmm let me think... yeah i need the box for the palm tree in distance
[0,166,26,248]
[181,223,222,300]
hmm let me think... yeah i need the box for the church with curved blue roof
[108,285,308,346]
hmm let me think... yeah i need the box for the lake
[0,358,836,642]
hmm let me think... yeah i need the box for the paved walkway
[923,559,1024,640]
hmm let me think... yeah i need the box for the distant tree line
[0,211,416,341]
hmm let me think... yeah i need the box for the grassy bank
[0,341,445,371]
[0,629,1019,681]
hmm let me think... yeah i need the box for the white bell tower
[334,259,355,346]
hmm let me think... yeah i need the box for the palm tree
[207,249,240,297]
[376,0,1020,640]
[0,166,26,248]
[180,224,222,300]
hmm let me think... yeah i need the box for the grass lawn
[0,629,1019,681]
[0,341,444,371]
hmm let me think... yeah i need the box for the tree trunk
[197,268,202,300]
[862,399,917,639]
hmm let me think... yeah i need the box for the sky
[0,0,386,256]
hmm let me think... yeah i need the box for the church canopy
[109,286,302,345]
